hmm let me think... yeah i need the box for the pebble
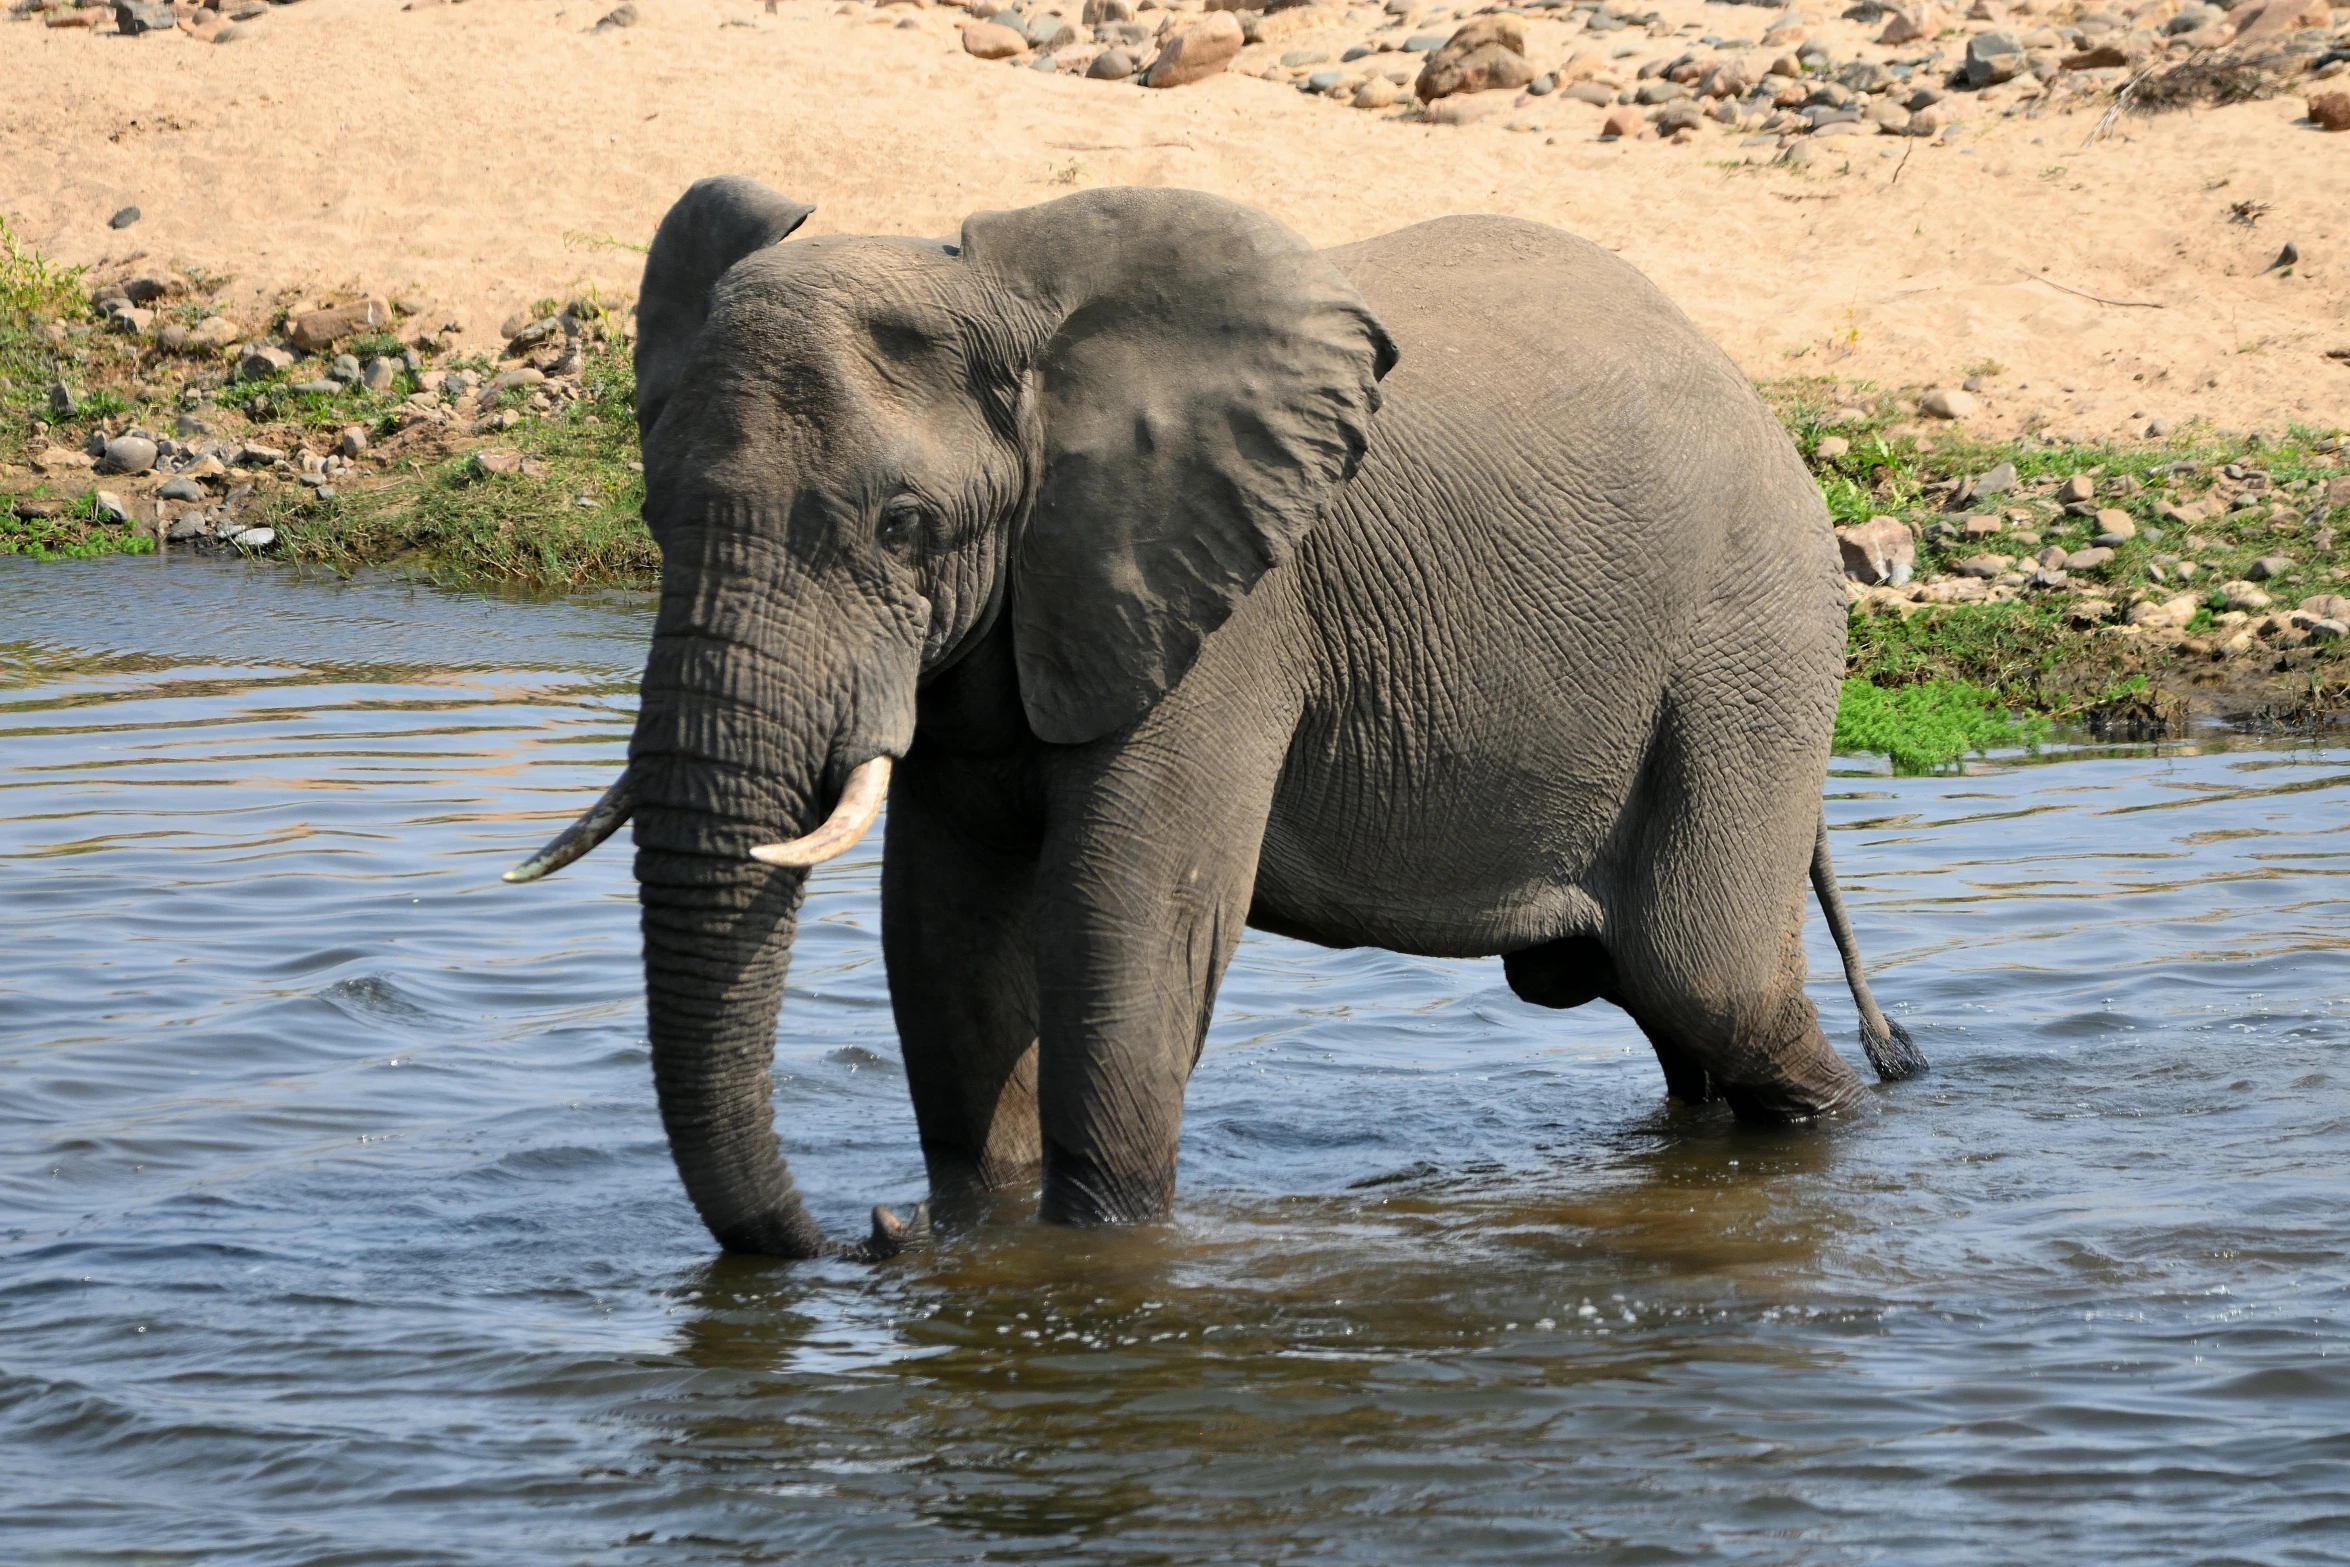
[1836,515,1915,585]
[102,435,158,476]
[1144,12,1241,88]
[1919,387,1978,419]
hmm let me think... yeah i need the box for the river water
[4,555,2348,1565]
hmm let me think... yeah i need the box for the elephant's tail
[1810,817,1928,1081]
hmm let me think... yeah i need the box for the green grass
[1834,676,2048,773]
[270,347,657,588]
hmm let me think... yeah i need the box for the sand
[4,0,2345,439]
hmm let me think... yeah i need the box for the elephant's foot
[851,1202,932,1262]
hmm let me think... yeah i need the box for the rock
[1964,30,2025,86]
[471,448,526,477]
[185,316,242,351]
[2092,509,2136,541]
[1866,99,1912,131]
[291,379,343,396]
[2229,0,2329,43]
[1815,435,1850,459]
[593,2,637,27]
[1877,2,1942,43]
[1955,553,2013,579]
[1601,103,1646,137]
[1652,99,1707,133]
[1024,14,1078,48]
[228,526,276,551]
[165,514,209,542]
[1920,387,1978,419]
[2064,546,2115,572]
[2312,91,2350,131]
[2128,594,2200,629]
[2249,555,2295,579]
[1143,11,1241,87]
[2055,473,2095,504]
[338,427,370,458]
[1561,81,1615,104]
[1962,462,2012,499]
[237,442,287,465]
[33,446,96,473]
[505,315,561,354]
[1639,80,1692,105]
[1836,515,1916,585]
[1087,46,1134,76]
[158,322,191,352]
[158,477,205,502]
[92,491,132,525]
[1081,0,1131,19]
[2037,545,2070,569]
[101,435,159,475]
[329,353,364,385]
[2061,43,2129,67]
[1962,514,2004,538]
[46,6,103,25]
[2145,417,2174,437]
[288,300,391,353]
[1416,17,1537,101]
[114,0,177,32]
[1353,75,1400,106]
[494,367,547,390]
[109,206,142,230]
[109,306,155,335]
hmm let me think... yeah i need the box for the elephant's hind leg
[1607,697,1865,1123]
[881,756,1044,1222]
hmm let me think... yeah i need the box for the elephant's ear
[634,176,815,440]
[959,189,1397,747]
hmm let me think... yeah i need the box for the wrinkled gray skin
[615,177,1921,1260]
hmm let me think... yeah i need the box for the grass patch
[270,347,656,588]
[1835,677,2047,772]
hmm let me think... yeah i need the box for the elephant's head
[509,177,1395,1257]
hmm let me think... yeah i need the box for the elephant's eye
[878,499,926,551]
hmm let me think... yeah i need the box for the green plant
[1834,677,2046,772]
[0,215,85,326]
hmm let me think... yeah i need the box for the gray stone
[102,435,158,475]
[165,514,209,542]
[229,526,276,550]
[46,382,76,416]
[237,345,295,382]
[361,357,399,393]
[1024,14,1079,48]
[1965,30,2024,85]
[1087,46,1134,76]
[1281,47,1329,66]
[1973,460,2018,496]
[593,2,638,28]
[1306,69,1346,91]
[237,442,287,465]
[114,0,175,34]
[329,354,364,385]
[337,427,369,458]
[291,380,343,396]
[2063,546,2115,571]
[158,476,205,502]
[93,491,131,524]
[1904,84,1945,110]
[1562,80,1615,103]
[108,206,141,230]
[2250,555,2295,579]
[1404,32,1449,49]
[1636,78,1690,103]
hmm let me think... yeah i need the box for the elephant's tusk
[749,756,891,869]
[502,770,638,884]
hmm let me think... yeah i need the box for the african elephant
[507,177,1924,1260]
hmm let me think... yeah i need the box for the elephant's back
[1251,217,1841,955]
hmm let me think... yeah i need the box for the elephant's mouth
[501,754,892,883]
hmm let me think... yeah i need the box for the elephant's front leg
[881,755,1045,1224]
[1029,727,1288,1227]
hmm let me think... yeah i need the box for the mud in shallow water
[4,556,2349,1565]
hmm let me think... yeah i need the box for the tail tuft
[1861,1016,1928,1082]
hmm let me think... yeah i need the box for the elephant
[505,176,1925,1261]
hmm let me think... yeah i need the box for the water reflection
[3,557,2349,1564]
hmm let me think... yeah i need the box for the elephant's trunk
[636,828,833,1257]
